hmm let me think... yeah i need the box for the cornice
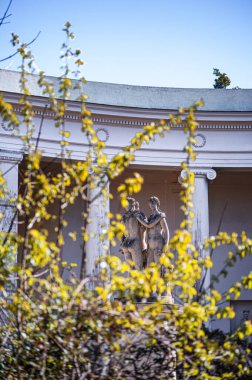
[5,104,252,131]
[91,117,252,131]
[12,106,80,121]
[3,91,252,117]
[0,149,23,163]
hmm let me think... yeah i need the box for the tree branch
[0,0,12,29]
[0,30,41,63]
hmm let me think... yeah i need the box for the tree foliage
[0,24,252,379]
[213,68,231,89]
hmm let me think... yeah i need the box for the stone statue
[120,197,144,270]
[120,196,172,302]
[120,196,169,271]
[136,196,169,267]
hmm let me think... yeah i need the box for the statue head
[148,196,160,212]
[126,197,135,212]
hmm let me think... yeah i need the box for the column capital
[180,167,217,182]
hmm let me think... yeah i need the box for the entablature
[2,91,252,132]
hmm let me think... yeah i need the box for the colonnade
[0,153,216,289]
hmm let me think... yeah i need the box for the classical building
[1,69,252,332]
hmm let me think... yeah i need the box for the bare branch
[197,201,228,296]
[0,0,12,29]
[0,13,12,21]
[0,30,41,63]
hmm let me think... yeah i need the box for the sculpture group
[120,196,169,271]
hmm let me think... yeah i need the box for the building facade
[1,69,252,332]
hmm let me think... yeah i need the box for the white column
[85,181,110,277]
[0,149,23,295]
[0,149,22,233]
[180,168,217,291]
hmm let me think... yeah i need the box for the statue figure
[120,197,144,270]
[120,196,172,302]
[135,200,148,267]
[120,196,169,271]
[136,196,169,267]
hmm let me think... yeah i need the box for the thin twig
[2,161,20,177]
[0,31,41,63]
[0,106,49,246]
[0,13,12,21]
[35,104,47,151]
[8,267,49,281]
[198,201,228,296]
[0,0,12,29]
[67,277,90,310]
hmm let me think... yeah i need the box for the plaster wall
[18,162,87,280]
[209,171,252,331]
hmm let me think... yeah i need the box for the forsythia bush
[0,24,252,379]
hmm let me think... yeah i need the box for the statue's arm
[136,216,149,228]
[136,214,166,228]
[161,217,169,245]
[136,216,159,228]
[140,226,147,251]
[136,214,148,228]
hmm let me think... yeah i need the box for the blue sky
[1,0,252,88]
